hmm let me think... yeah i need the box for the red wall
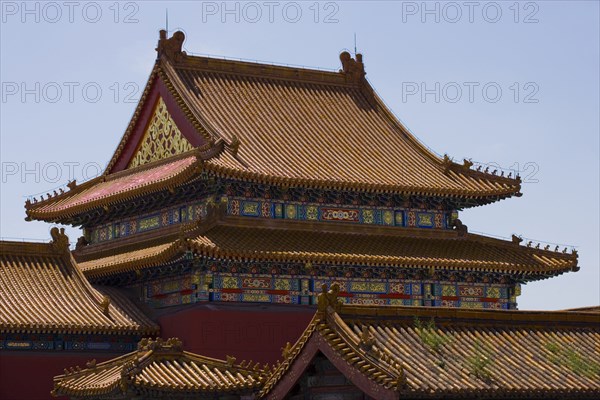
[0,304,315,400]
[0,352,122,400]
[158,303,314,364]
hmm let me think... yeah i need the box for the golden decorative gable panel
[128,96,193,168]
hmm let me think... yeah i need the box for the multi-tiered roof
[26,30,521,224]
[74,213,577,283]
[3,30,595,399]
[21,31,577,289]
[53,290,600,399]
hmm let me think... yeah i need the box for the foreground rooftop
[53,337,266,399]
[54,292,600,399]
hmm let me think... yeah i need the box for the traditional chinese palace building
[1,31,597,400]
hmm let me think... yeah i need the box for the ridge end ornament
[156,30,187,62]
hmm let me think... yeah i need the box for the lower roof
[52,302,600,399]
[260,296,600,399]
[0,235,158,335]
[25,153,201,222]
[53,337,266,399]
[76,217,578,281]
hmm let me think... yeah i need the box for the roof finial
[317,283,343,313]
[339,51,365,84]
[165,9,169,35]
[50,227,70,253]
[156,30,187,62]
[229,134,241,157]
[226,355,237,367]
[137,337,183,352]
[359,326,375,351]
[354,32,357,55]
[451,219,468,237]
[511,234,523,245]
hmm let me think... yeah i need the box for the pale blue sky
[1,1,598,310]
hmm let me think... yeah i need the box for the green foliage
[545,341,600,378]
[414,317,450,354]
[545,341,560,355]
[466,340,493,382]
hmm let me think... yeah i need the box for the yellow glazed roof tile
[76,219,577,279]
[28,36,522,222]
[162,55,521,197]
[53,337,266,398]
[260,296,600,399]
[0,233,158,335]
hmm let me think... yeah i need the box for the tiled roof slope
[53,337,266,399]
[77,218,578,281]
[79,241,183,277]
[0,233,158,335]
[25,152,202,222]
[260,291,600,399]
[161,48,521,198]
[28,31,521,223]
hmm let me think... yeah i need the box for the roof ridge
[157,62,223,143]
[258,313,323,397]
[339,305,600,325]
[48,228,123,320]
[104,63,161,173]
[323,305,401,385]
[464,231,579,260]
[173,53,349,85]
[157,30,355,87]
[0,239,58,255]
[104,58,218,175]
